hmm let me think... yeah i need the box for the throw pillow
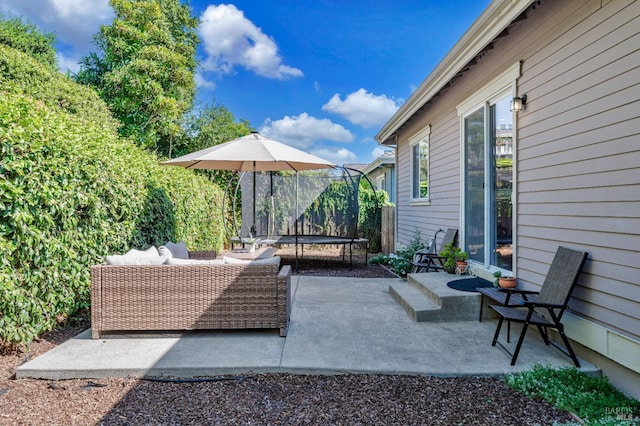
[157,245,173,258]
[164,241,189,259]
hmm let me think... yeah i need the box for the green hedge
[0,46,225,347]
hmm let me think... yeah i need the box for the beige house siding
[395,108,462,245]
[516,0,640,342]
[390,0,640,348]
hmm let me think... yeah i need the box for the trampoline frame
[224,167,379,270]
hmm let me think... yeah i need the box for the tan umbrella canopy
[163,132,335,172]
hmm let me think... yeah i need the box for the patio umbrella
[163,132,335,172]
[162,132,335,239]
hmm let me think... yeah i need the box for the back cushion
[125,246,159,257]
[106,255,167,265]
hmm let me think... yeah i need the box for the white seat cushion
[222,255,281,266]
[166,258,225,265]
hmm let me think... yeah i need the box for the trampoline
[225,167,378,268]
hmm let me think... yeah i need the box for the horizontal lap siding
[517,0,640,340]
[393,0,639,340]
[395,108,461,246]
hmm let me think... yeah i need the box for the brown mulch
[0,249,574,425]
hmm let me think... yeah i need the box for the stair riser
[392,275,485,322]
[407,275,440,304]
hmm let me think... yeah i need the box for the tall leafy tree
[75,0,199,155]
[178,102,252,188]
[178,103,252,157]
[0,14,57,68]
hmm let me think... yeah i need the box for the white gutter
[375,0,534,145]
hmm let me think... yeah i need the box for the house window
[411,126,431,201]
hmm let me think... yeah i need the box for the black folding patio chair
[490,246,589,366]
[410,228,458,273]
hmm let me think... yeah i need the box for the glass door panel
[464,107,485,263]
[491,98,513,270]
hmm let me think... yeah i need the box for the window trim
[409,125,431,204]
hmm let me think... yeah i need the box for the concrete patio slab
[16,276,599,380]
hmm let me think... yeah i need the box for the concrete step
[389,273,483,322]
[388,281,440,322]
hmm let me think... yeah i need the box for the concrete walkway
[17,276,598,380]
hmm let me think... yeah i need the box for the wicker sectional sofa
[90,251,291,338]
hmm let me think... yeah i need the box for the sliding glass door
[463,96,513,271]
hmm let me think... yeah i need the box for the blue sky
[1,0,490,165]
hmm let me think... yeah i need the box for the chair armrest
[498,288,538,295]
[522,301,565,309]
[498,288,538,301]
[279,264,292,278]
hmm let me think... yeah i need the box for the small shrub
[506,364,640,425]
[369,229,425,277]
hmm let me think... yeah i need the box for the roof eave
[362,155,395,175]
[375,0,533,145]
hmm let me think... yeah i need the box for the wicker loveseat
[90,251,291,338]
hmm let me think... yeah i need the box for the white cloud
[322,88,401,128]
[259,113,354,150]
[57,52,81,74]
[371,146,387,160]
[1,0,113,75]
[199,4,302,80]
[194,72,216,90]
[1,0,112,54]
[311,148,358,166]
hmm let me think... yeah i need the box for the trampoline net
[238,169,361,239]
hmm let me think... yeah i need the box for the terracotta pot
[456,260,468,273]
[498,277,517,288]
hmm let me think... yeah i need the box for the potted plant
[493,270,516,288]
[245,233,258,253]
[440,242,469,274]
[455,250,469,273]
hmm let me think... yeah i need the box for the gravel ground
[0,249,575,425]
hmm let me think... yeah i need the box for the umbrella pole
[252,162,256,238]
[295,171,299,272]
[269,171,274,238]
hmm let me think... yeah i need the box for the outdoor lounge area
[17,273,599,380]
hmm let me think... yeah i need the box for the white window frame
[410,125,431,205]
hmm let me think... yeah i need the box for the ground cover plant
[506,364,640,425]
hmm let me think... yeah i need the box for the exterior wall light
[510,94,527,112]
